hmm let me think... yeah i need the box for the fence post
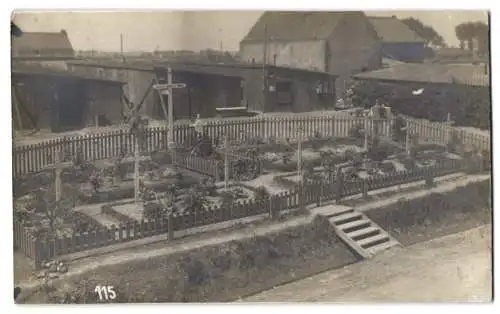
[425,169,434,188]
[362,179,368,198]
[269,196,277,220]
[34,237,42,269]
[167,212,174,241]
[335,173,343,205]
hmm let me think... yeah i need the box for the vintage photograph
[11,10,491,303]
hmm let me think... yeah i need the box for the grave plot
[14,186,105,239]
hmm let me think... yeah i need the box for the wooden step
[358,233,390,249]
[365,240,400,255]
[327,208,355,218]
[348,227,381,241]
[331,211,363,225]
[339,219,372,233]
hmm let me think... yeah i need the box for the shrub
[254,186,270,200]
[143,202,165,220]
[348,124,364,140]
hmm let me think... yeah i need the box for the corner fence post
[362,179,368,198]
[167,212,174,241]
[425,169,434,188]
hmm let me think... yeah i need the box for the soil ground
[242,224,492,302]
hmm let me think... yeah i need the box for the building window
[315,79,334,96]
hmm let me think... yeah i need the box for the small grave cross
[53,149,73,203]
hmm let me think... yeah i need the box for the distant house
[239,11,382,95]
[11,29,75,60]
[352,62,490,128]
[368,16,427,63]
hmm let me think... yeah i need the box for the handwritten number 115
[94,286,116,301]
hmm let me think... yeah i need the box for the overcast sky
[12,10,489,52]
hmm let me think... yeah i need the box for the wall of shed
[240,40,326,72]
[67,64,157,118]
[381,42,426,63]
[242,68,336,113]
[83,82,124,126]
[328,14,382,96]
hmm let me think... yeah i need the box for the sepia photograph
[10,8,492,304]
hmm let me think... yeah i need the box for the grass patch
[19,216,358,303]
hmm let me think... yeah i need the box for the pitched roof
[368,16,426,43]
[11,22,23,37]
[241,11,362,43]
[11,30,74,59]
[353,63,489,87]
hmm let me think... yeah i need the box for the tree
[401,17,446,47]
[473,21,489,55]
[455,22,476,51]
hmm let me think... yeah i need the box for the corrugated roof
[241,11,362,43]
[12,31,74,58]
[353,63,489,87]
[368,16,426,43]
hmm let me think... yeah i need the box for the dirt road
[242,224,492,302]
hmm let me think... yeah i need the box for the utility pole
[262,23,268,110]
[167,67,174,149]
[120,34,125,63]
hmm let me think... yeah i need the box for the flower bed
[101,201,137,225]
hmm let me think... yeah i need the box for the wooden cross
[153,66,187,149]
[51,149,73,203]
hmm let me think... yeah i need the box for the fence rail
[13,116,397,177]
[14,158,465,267]
[406,118,490,152]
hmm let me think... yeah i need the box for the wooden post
[425,170,434,187]
[335,170,343,205]
[224,135,229,188]
[153,74,169,150]
[297,131,304,211]
[167,212,174,241]
[445,113,451,153]
[167,67,175,149]
[54,149,63,203]
[405,122,411,156]
[134,135,140,203]
[364,113,369,151]
[152,68,187,151]
[362,179,368,198]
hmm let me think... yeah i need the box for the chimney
[391,15,396,18]
[60,29,67,36]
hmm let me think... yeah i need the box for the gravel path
[241,224,492,302]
